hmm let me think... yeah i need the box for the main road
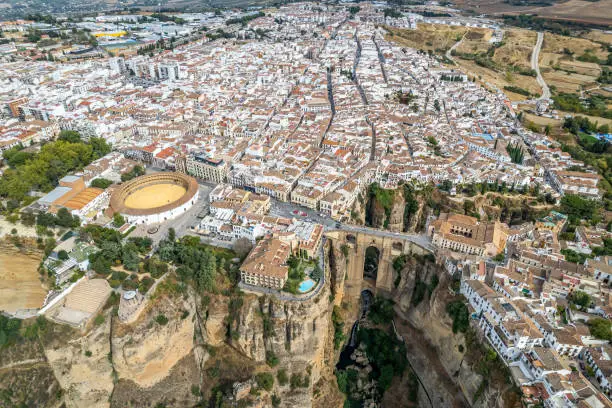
[139,171,435,254]
[531,32,551,100]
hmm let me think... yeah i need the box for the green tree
[58,250,69,261]
[56,207,78,228]
[113,213,125,228]
[122,243,140,271]
[570,290,591,308]
[446,299,469,333]
[90,178,113,189]
[587,318,612,340]
[277,369,289,386]
[58,130,81,143]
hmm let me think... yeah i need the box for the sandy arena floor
[124,184,187,209]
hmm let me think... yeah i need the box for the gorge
[0,233,520,408]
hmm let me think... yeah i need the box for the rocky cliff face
[0,324,65,408]
[112,292,195,388]
[4,233,519,408]
[226,285,333,407]
[44,310,114,408]
[392,258,511,408]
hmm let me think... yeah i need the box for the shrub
[255,372,274,391]
[155,314,169,325]
[446,299,469,333]
[368,296,395,324]
[84,350,92,357]
[332,306,346,349]
[277,369,288,386]
[588,318,612,341]
[266,351,279,367]
[290,373,309,389]
[94,314,105,326]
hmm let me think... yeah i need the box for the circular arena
[109,172,199,225]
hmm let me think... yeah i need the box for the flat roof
[39,186,72,205]
[60,175,81,183]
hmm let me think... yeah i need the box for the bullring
[109,172,199,224]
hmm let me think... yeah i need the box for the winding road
[531,32,551,100]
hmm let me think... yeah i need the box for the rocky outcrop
[44,309,114,408]
[228,285,332,407]
[200,294,228,346]
[112,292,195,388]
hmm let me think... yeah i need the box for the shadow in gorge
[336,290,373,371]
[363,246,379,282]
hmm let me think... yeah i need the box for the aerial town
[0,2,611,408]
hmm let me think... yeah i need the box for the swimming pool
[298,279,316,293]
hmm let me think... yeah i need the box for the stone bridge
[325,228,434,299]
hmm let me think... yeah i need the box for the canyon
[0,236,519,408]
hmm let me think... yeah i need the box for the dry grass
[542,70,598,93]
[387,25,540,100]
[456,28,495,55]
[456,58,540,101]
[455,28,538,98]
[385,24,469,53]
[518,0,612,26]
[584,30,612,46]
[557,60,602,76]
[538,32,608,94]
[0,247,46,313]
[491,29,537,70]
[454,0,612,26]
[541,32,608,62]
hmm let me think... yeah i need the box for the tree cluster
[555,94,612,120]
[120,165,145,182]
[226,12,265,26]
[36,207,80,229]
[159,234,227,293]
[0,134,111,205]
[506,141,525,164]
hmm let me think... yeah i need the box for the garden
[282,255,322,295]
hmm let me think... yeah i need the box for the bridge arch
[363,246,380,282]
[326,229,433,299]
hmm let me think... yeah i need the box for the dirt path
[446,31,467,62]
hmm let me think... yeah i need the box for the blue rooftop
[472,132,494,141]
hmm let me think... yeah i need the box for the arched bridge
[325,226,435,299]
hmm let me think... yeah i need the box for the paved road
[268,196,434,251]
[336,224,435,252]
[531,32,551,100]
[137,173,434,253]
[130,183,213,246]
